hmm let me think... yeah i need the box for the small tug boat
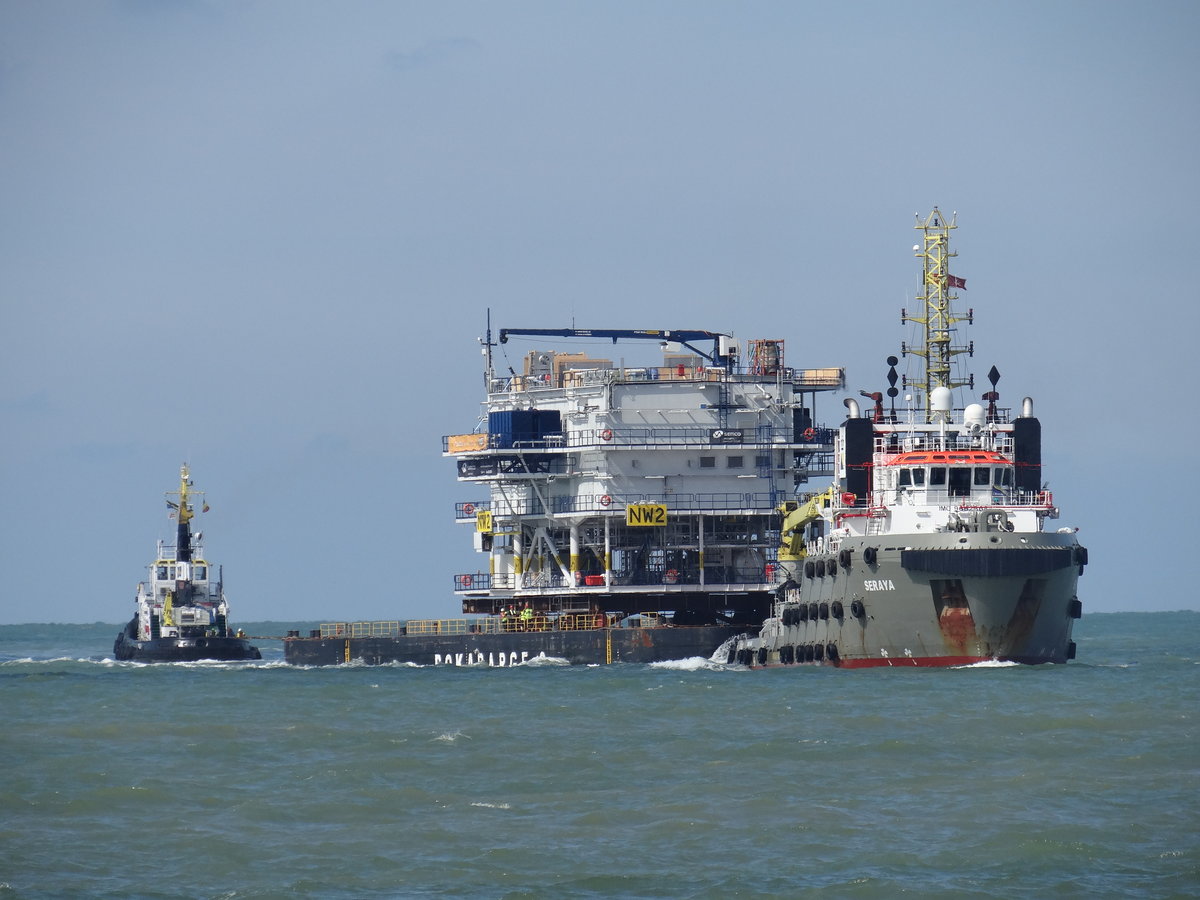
[114,465,261,663]
[728,209,1087,668]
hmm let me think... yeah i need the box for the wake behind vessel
[729,209,1087,667]
[285,323,846,666]
[114,465,261,663]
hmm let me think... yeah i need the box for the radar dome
[930,387,952,416]
[963,403,986,428]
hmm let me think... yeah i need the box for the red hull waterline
[837,655,996,668]
[757,654,1066,669]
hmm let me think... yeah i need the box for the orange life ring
[462,503,475,515]
[664,569,679,584]
[803,427,815,440]
[600,429,613,441]
[458,575,472,588]
[599,494,612,507]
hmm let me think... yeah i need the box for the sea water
[1,612,1197,899]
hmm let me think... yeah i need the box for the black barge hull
[284,625,741,667]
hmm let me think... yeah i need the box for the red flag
[946,274,966,289]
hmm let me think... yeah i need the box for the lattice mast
[902,208,974,421]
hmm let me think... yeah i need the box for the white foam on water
[518,654,570,667]
[953,659,1021,669]
[649,655,729,672]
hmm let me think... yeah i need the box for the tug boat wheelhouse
[730,209,1087,668]
[114,465,261,663]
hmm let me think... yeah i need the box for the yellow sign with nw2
[626,504,667,526]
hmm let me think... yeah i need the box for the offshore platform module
[447,324,846,628]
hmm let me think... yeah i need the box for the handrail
[452,567,776,593]
[484,366,844,393]
[315,612,651,640]
[444,425,837,453]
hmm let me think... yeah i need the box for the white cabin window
[727,456,744,468]
[699,456,716,468]
[195,565,207,580]
[974,467,991,486]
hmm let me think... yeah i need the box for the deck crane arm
[498,328,736,368]
[777,486,836,561]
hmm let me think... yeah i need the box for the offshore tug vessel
[729,209,1087,667]
[114,465,261,663]
[284,322,845,666]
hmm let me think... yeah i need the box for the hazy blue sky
[2,1,1197,625]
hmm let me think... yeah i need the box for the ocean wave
[519,654,570,667]
[649,655,731,672]
[953,659,1021,669]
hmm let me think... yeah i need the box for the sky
[2,0,1198,625]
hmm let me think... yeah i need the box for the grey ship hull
[732,530,1085,668]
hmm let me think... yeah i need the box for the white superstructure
[445,326,845,626]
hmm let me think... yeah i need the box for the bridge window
[949,467,971,497]
[898,468,912,487]
[929,467,946,486]
[974,467,991,486]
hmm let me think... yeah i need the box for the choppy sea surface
[2,612,1197,899]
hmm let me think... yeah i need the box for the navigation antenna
[480,308,496,388]
[901,208,974,421]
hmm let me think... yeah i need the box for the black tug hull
[284,625,741,667]
[113,627,261,662]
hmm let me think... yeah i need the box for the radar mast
[902,208,974,421]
